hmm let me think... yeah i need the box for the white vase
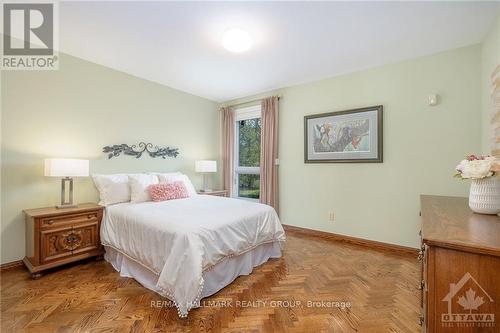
[469,177,500,214]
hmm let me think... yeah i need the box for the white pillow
[157,173,197,197]
[129,174,159,203]
[92,174,131,206]
[149,171,182,178]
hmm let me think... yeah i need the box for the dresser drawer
[40,211,99,229]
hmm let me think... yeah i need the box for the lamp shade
[195,160,217,173]
[44,158,89,177]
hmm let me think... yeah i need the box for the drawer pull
[47,220,54,225]
[87,214,96,219]
[60,231,83,250]
[417,280,425,290]
[417,245,425,262]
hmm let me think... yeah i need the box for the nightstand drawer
[41,211,99,229]
[72,222,99,255]
[197,190,228,197]
[40,221,99,263]
[40,226,76,263]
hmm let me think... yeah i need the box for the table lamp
[44,158,89,208]
[195,160,216,192]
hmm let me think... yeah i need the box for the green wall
[0,40,491,263]
[481,14,500,155]
[1,53,219,264]
[224,45,481,248]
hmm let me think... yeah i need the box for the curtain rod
[219,95,282,109]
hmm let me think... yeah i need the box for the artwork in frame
[304,105,383,163]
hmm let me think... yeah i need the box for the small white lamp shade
[44,158,89,177]
[195,160,217,173]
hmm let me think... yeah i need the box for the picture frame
[304,105,383,163]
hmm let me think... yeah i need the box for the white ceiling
[59,1,500,102]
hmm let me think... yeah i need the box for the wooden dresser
[420,195,500,332]
[23,203,104,278]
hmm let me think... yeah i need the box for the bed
[100,194,286,317]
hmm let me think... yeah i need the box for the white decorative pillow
[129,174,159,203]
[92,174,131,206]
[157,173,197,197]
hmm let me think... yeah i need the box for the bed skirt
[104,241,282,304]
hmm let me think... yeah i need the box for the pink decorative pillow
[149,181,189,202]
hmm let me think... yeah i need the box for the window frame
[233,105,262,201]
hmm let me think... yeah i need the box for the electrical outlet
[328,211,335,222]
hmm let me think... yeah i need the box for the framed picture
[304,105,383,163]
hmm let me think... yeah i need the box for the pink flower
[466,154,490,161]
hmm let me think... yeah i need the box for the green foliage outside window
[238,118,261,198]
[238,118,261,167]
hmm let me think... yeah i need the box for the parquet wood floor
[1,229,420,333]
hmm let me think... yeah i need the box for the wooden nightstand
[197,190,229,197]
[23,203,104,279]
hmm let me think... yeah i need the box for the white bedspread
[101,195,286,317]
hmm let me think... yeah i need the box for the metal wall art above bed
[103,142,179,159]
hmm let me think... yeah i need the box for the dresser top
[24,203,103,218]
[421,195,500,257]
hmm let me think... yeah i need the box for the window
[234,105,261,200]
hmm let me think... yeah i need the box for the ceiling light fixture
[222,28,253,53]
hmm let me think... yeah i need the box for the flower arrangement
[455,154,499,180]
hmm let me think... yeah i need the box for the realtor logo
[1,2,58,70]
[441,272,495,328]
